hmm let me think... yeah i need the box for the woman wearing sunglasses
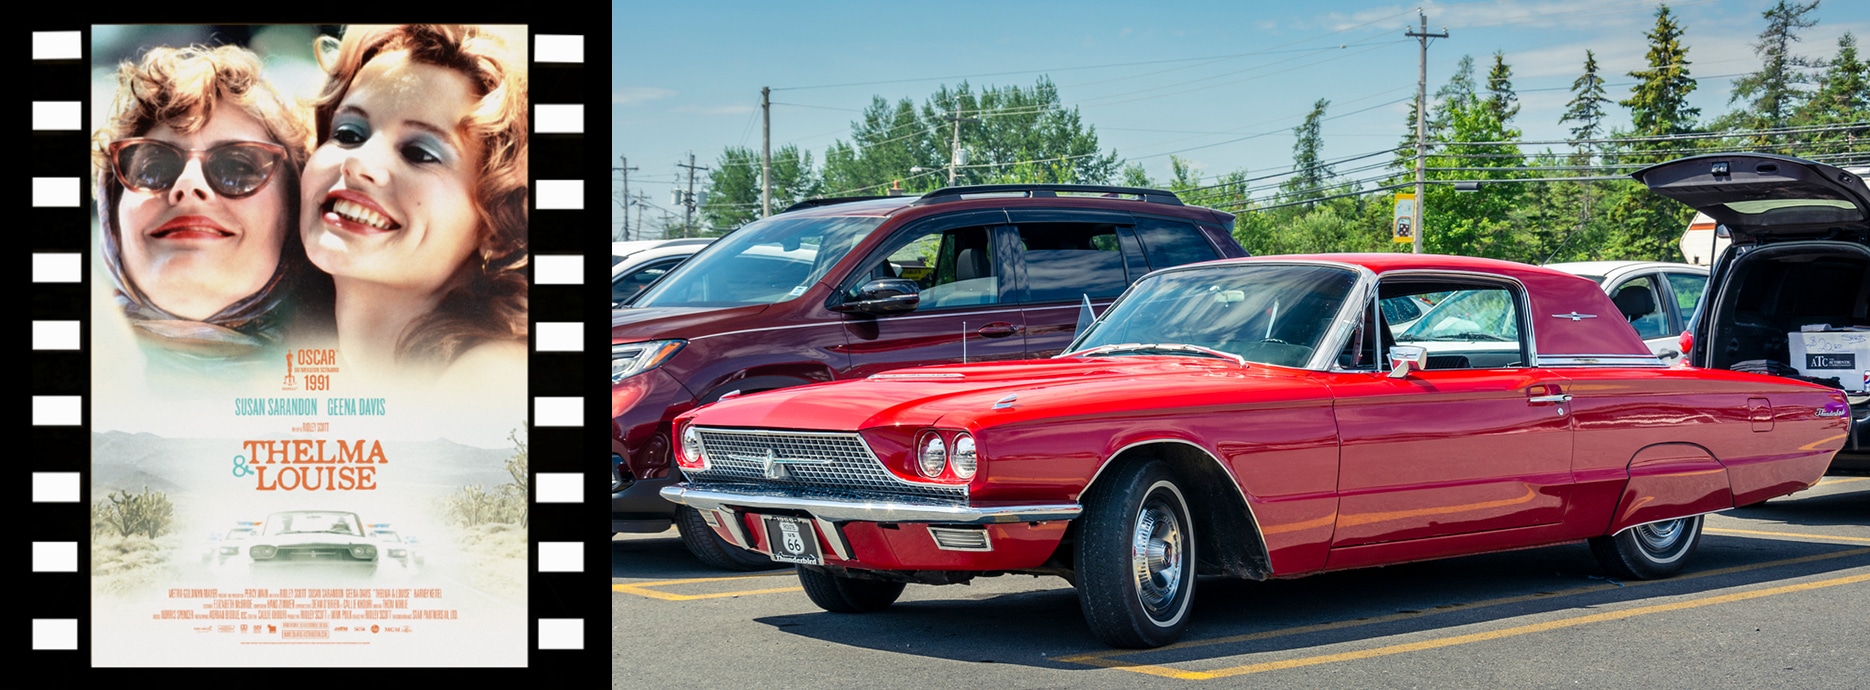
[299,25,527,386]
[93,44,325,367]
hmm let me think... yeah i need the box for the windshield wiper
[1413,332,1516,342]
[1068,343,1248,367]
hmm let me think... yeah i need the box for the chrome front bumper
[659,484,1082,525]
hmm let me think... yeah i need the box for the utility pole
[761,86,772,218]
[943,106,979,186]
[675,153,708,238]
[614,155,638,241]
[633,191,648,240]
[1407,12,1447,255]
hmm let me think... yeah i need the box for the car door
[1327,276,1575,556]
[837,212,1027,377]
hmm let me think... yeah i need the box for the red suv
[610,184,1248,568]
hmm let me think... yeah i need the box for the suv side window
[1015,223,1129,303]
[1134,218,1220,271]
[1609,275,1669,339]
[856,226,999,310]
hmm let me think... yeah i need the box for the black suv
[1636,153,1870,474]
[610,185,1249,568]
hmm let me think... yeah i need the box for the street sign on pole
[1392,193,1416,244]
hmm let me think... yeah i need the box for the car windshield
[263,513,363,537]
[1069,264,1357,368]
[1397,289,1520,342]
[629,215,885,308]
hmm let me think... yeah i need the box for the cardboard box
[1789,329,1870,392]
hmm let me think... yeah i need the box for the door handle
[977,322,1019,338]
[1528,394,1572,404]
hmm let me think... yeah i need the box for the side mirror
[835,278,921,315]
[1387,345,1428,379]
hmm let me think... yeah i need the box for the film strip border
[30,25,611,673]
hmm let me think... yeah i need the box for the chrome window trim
[1322,268,1540,371]
[1537,354,1666,368]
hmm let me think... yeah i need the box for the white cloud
[614,86,676,105]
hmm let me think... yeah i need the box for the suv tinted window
[1134,219,1220,271]
[1016,223,1128,303]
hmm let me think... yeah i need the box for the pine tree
[1728,0,1822,134]
[1560,51,1611,158]
[1282,99,1332,202]
[1484,51,1520,124]
[1795,32,1870,158]
[1622,4,1700,156]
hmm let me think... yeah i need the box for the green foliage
[815,77,1121,197]
[1282,99,1332,202]
[1561,51,1610,151]
[1794,32,1870,157]
[1725,0,1822,137]
[701,144,821,233]
[95,487,174,539]
[1622,4,1701,156]
[1484,51,1520,124]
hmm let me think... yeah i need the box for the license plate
[761,516,822,565]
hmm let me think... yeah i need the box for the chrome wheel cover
[1634,518,1689,559]
[1130,488,1186,623]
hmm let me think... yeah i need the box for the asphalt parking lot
[612,478,1868,689]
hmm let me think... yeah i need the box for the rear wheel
[797,565,905,613]
[1075,460,1196,648]
[1590,515,1704,580]
[675,506,785,571]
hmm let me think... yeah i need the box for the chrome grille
[688,428,966,503]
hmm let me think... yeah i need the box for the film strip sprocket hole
[31,23,605,673]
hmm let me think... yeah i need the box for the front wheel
[797,566,905,613]
[1075,460,1197,648]
[1589,515,1704,580]
[675,505,786,571]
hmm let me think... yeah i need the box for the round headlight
[350,545,377,560]
[917,432,947,478]
[680,425,706,468]
[951,433,977,479]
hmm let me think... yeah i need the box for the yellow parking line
[1707,527,1870,544]
[1055,547,1870,668]
[1819,476,1867,485]
[613,572,800,601]
[1175,573,1870,680]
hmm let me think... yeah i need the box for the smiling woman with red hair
[299,24,528,387]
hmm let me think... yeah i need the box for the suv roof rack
[783,195,899,213]
[911,184,1184,207]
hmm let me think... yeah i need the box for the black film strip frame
[30,17,613,679]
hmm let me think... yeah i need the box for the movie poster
[88,24,529,666]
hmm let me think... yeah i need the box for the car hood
[610,304,773,342]
[257,533,373,547]
[1632,153,1870,244]
[683,356,1326,431]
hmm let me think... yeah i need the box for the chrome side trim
[1537,354,1666,368]
[1080,438,1274,573]
[662,485,1081,524]
[1611,508,1730,537]
[813,517,852,560]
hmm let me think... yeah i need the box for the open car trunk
[1635,154,1870,474]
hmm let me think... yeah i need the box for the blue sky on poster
[613,0,1867,233]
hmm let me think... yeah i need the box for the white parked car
[1544,261,1709,364]
[612,238,715,307]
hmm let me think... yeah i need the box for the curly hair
[90,44,327,346]
[310,24,529,365]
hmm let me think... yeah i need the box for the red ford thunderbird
[661,253,1847,648]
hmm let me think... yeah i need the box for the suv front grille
[688,428,966,503]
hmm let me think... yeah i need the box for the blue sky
[613,0,1868,235]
